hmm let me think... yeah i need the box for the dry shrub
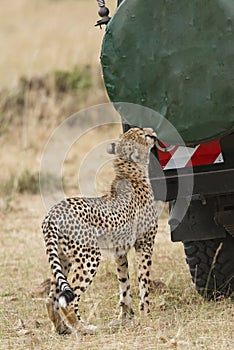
[0,65,108,201]
[0,65,95,136]
[16,169,39,194]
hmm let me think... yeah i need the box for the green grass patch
[17,169,39,194]
[0,65,93,135]
[53,65,92,93]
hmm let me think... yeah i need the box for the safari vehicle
[96,0,234,299]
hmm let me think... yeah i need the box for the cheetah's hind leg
[46,252,74,335]
[59,245,101,334]
[46,275,72,335]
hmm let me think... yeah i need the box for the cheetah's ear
[107,141,118,154]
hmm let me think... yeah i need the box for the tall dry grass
[0,194,233,350]
[0,0,115,87]
[0,0,118,202]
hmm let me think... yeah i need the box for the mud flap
[170,196,227,242]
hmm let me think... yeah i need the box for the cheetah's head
[107,127,157,165]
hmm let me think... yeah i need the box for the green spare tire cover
[101,0,234,145]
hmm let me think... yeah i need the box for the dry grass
[0,195,233,350]
[0,1,233,349]
[0,0,115,87]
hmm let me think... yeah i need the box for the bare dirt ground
[0,1,233,349]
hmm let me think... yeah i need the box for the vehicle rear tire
[184,234,234,299]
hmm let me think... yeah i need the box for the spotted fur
[42,127,158,334]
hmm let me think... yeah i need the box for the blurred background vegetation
[0,0,117,203]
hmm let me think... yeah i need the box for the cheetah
[42,127,158,334]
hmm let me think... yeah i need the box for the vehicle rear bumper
[152,167,234,201]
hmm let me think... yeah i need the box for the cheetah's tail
[59,289,75,308]
[42,218,75,308]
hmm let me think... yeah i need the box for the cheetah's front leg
[115,254,134,322]
[134,227,157,316]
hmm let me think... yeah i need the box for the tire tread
[184,235,234,299]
